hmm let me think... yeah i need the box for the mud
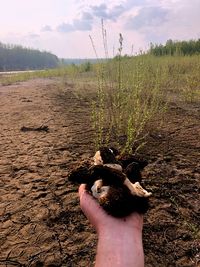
[0,79,199,266]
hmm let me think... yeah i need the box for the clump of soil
[0,79,199,266]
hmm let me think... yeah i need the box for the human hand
[79,184,144,267]
[78,184,143,235]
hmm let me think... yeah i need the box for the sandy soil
[0,78,199,267]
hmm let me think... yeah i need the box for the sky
[0,0,200,58]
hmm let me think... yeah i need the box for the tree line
[149,39,200,56]
[0,42,59,71]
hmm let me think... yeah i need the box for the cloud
[56,11,93,33]
[57,23,74,32]
[26,33,40,39]
[47,1,149,35]
[137,0,200,45]
[41,25,53,32]
[90,3,125,21]
[109,5,126,21]
[88,0,150,22]
[82,11,93,20]
[73,19,93,31]
[90,4,107,19]
[125,0,148,8]
[126,6,169,30]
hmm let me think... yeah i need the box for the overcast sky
[0,0,199,58]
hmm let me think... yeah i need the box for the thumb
[78,184,105,229]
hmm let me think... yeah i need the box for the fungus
[68,147,152,217]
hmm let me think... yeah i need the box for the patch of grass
[0,66,82,86]
[90,45,200,153]
[182,72,200,102]
[90,31,167,153]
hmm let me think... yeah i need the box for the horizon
[0,0,200,58]
[1,38,200,61]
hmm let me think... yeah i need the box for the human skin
[79,184,145,267]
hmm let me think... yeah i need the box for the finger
[78,184,87,198]
[79,184,100,211]
[78,184,105,227]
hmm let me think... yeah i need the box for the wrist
[98,222,143,246]
[96,220,144,267]
[97,213,143,236]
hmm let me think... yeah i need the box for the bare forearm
[95,228,144,267]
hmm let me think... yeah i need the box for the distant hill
[60,58,99,65]
[0,42,59,71]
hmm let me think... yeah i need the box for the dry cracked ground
[0,78,199,267]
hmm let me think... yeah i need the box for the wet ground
[0,78,199,266]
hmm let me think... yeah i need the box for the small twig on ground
[20,125,49,132]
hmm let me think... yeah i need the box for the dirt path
[0,79,199,266]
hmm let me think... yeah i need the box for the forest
[0,42,59,71]
[149,39,200,56]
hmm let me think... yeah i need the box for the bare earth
[0,79,199,267]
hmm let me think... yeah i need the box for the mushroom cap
[94,147,120,165]
[98,185,149,217]
[90,165,126,186]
